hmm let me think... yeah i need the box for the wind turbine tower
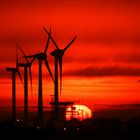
[43,27,76,120]
[17,44,35,127]
[6,47,23,124]
[26,28,54,126]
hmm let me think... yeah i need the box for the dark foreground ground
[0,118,140,140]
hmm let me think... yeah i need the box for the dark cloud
[115,54,140,63]
[64,66,140,77]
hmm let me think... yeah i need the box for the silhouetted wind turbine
[26,28,54,126]
[6,47,23,124]
[17,43,35,127]
[43,27,76,120]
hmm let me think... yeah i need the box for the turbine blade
[28,66,33,96]
[63,36,77,52]
[44,59,54,83]
[16,45,18,68]
[43,27,59,49]
[17,44,29,64]
[58,56,62,96]
[28,57,35,95]
[30,57,35,65]
[17,69,23,85]
[44,27,51,53]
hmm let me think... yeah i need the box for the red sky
[0,0,140,110]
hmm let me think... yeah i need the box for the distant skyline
[0,0,140,110]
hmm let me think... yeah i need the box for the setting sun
[66,104,92,121]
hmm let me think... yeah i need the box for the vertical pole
[54,57,59,120]
[51,95,54,119]
[12,71,16,124]
[38,59,43,126]
[24,66,28,127]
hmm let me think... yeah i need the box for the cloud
[114,53,140,63]
[64,66,140,77]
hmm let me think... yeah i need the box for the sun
[66,104,92,121]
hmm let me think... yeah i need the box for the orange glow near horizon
[1,76,140,110]
[0,0,140,113]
